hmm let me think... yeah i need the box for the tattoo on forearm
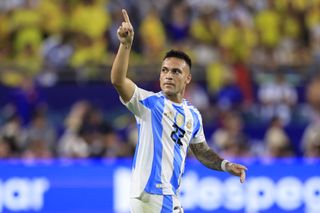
[190,142,223,171]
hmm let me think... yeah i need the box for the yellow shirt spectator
[69,1,110,39]
[139,9,166,58]
[190,11,220,44]
[283,15,301,39]
[70,37,106,68]
[219,22,257,62]
[255,8,281,48]
[10,6,41,31]
[306,7,320,30]
[15,44,42,75]
[14,27,42,53]
[207,61,231,94]
[276,0,309,12]
[10,5,43,52]
[292,0,308,11]
[38,0,65,35]
[0,13,9,41]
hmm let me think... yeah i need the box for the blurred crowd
[0,0,320,76]
[0,100,134,159]
[0,0,320,160]
[1,75,320,160]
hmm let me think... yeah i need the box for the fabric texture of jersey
[130,191,183,213]
[121,85,205,197]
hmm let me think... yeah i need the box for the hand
[226,162,248,183]
[117,9,134,47]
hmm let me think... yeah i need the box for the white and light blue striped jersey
[120,85,205,197]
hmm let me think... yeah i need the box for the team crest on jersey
[176,113,184,127]
[186,119,192,130]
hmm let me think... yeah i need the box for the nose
[166,76,173,80]
[165,71,174,79]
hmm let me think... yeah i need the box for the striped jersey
[120,85,205,197]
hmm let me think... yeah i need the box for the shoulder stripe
[139,94,162,109]
[189,108,201,138]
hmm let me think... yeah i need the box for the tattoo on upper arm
[189,142,223,171]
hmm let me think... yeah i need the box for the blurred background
[0,0,320,212]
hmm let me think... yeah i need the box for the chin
[162,89,175,96]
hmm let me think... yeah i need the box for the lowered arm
[189,141,248,183]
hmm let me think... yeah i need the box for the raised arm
[190,142,248,183]
[110,9,136,103]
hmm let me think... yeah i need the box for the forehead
[162,57,190,71]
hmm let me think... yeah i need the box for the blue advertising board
[0,159,319,213]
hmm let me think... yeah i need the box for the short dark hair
[163,49,192,69]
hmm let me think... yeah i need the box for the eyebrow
[172,68,182,73]
[162,66,183,73]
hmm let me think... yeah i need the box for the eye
[172,69,182,75]
[161,67,168,73]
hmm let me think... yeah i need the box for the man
[110,9,247,213]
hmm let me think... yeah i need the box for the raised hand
[117,9,134,47]
[226,162,248,183]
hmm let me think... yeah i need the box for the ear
[186,73,192,84]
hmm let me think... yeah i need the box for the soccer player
[110,9,248,213]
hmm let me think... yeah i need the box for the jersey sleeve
[119,85,154,118]
[190,111,206,144]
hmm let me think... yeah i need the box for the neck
[164,92,184,104]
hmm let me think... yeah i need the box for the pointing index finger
[240,169,246,183]
[122,9,131,25]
